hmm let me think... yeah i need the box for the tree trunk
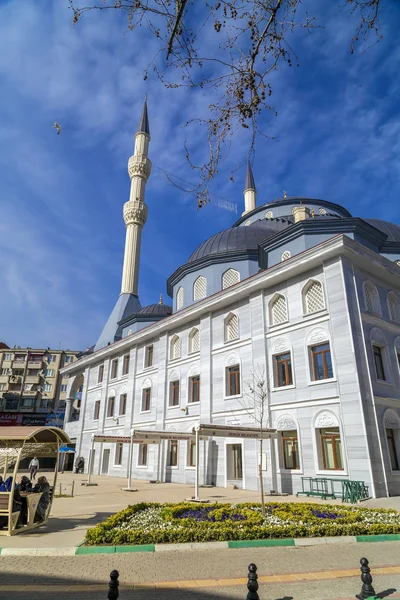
[259,439,265,517]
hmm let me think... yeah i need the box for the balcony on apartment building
[27,358,44,369]
[24,374,41,384]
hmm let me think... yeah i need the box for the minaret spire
[242,160,257,216]
[120,98,152,296]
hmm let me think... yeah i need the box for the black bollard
[356,557,376,600]
[108,569,119,600]
[247,563,259,600]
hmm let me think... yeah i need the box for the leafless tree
[239,365,272,516]
[68,0,392,206]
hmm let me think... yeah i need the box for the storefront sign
[0,413,23,426]
[22,414,47,426]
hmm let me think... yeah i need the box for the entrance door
[102,449,110,475]
[226,443,243,486]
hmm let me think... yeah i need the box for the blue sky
[0,0,399,351]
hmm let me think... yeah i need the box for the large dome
[187,219,292,263]
[364,219,400,243]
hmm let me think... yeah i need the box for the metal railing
[104,557,391,600]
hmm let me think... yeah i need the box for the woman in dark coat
[32,476,51,523]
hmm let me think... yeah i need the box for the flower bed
[84,502,400,546]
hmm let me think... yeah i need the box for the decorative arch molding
[275,414,297,431]
[306,327,329,346]
[169,370,180,381]
[370,327,387,346]
[119,385,128,395]
[224,352,240,367]
[186,421,200,432]
[383,408,400,429]
[188,363,200,377]
[108,388,116,398]
[271,337,291,355]
[167,425,178,432]
[313,410,339,429]
[302,278,325,314]
[141,378,152,389]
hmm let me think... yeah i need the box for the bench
[296,477,369,502]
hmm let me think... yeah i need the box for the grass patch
[84,502,400,546]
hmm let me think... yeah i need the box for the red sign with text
[0,413,24,426]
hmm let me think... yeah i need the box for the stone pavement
[0,541,400,600]
[2,472,399,549]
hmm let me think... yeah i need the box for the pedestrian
[31,476,51,523]
[29,456,39,481]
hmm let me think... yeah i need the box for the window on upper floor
[222,269,240,289]
[373,345,386,381]
[224,313,239,342]
[93,400,100,420]
[111,359,118,379]
[189,375,200,403]
[169,380,180,407]
[303,280,325,315]
[387,292,399,323]
[4,353,12,361]
[270,294,288,326]
[119,393,127,415]
[44,369,55,377]
[226,364,241,396]
[107,396,115,418]
[61,384,68,392]
[65,355,74,363]
[122,354,130,376]
[176,287,184,310]
[141,388,151,412]
[310,343,333,381]
[44,383,52,392]
[193,276,207,301]
[47,355,56,363]
[170,335,181,360]
[144,345,153,368]
[188,328,200,354]
[98,364,104,383]
[364,282,380,314]
[274,352,293,387]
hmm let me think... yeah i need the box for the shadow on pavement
[8,512,113,537]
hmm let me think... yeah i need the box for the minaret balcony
[128,155,152,180]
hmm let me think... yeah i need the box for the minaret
[94,100,151,351]
[242,160,257,216]
[121,100,151,295]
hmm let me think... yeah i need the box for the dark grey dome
[187,220,291,263]
[364,219,400,243]
[137,304,172,316]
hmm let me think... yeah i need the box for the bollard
[108,569,119,600]
[247,563,259,600]
[356,557,376,600]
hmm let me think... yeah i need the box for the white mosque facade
[62,102,400,498]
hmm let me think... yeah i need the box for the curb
[1,534,400,556]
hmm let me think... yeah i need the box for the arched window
[193,276,207,301]
[222,268,240,290]
[270,294,288,325]
[170,335,180,360]
[303,280,325,315]
[225,313,239,342]
[387,292,399,323]
[188,328,200,354]
[176,287,184,311]
[363,282,380,314]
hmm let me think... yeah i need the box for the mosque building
[62,101,400,498]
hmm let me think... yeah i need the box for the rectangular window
[44,383,52,392]
[111,359,118,379]
[107,396,115,418]
[47,355,56,363]
[93,400,100,420]
[0,383,5,391]
[115,443,123,466]
[281,430,299,469]
[4,353,12,361]
[119,393,127,416]
[138,444,148,467]
[98,364,104,383]
[189,375,200,403]
[65,355,73,363]
[169,381,180,406]
[167,440,178,466]
[373,345,385,380]
[1,368,9,375]
[226,365,240,396]
[141,388,151,412]
[320,427,343,470]
[145,345,153,368]
[311,343,333,381]
[386,429,399,471]
[122,354,130,375]
[44,369,55,377]
[61,384,68,392]
[274,353,293,387]
[187,441,196,467]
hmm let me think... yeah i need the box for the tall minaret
[94,100,151,351]
[121,100,152,295]
[242,160,257,216]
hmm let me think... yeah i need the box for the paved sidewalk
[2,472,399,549]
[0,541,400,600]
